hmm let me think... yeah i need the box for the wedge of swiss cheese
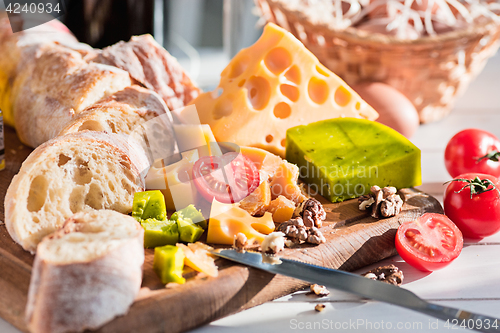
[190,23,378,157]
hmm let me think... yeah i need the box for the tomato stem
[444,177,500,199]
[476,150,500,163]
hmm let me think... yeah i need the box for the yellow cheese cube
[268,195,295,223]
[174,124,222,157]
[239,180,271,216]
[145,150,199,211]
[240,146,282,181]
[269,161,306,204]
[190,23,378,157]
[207,199,275,245]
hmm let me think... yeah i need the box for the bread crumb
[233,233,249,251]
[261,232,285,254]
[310,284,330,297]
[315,304,326,312]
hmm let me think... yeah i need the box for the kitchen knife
[212,249,500,333]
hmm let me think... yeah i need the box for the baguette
[4,131,148,253]
[92,34,201,110]
[0,15,95,127]
[11,43,132,147]
[58,85,168,136]
[26,210,144,333]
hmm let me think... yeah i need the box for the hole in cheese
[355,102,361,110]
[246,76,271,110]
[264,47,292,75]
[266,135,273,143]
[281,139,286,147]
[238,79,246,87]
[316,65,330,77]
[273,102,292,119]
[334,86,352,107]
[284,65,301,84]
[280,84,299,102]
[213,98,233,120]
[228,57,248,78]
[308,77,329,104]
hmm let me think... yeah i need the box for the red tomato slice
[395,213,463,272]
[192,152,260,204]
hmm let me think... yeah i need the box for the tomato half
[395,213,463,272]
[444,129,500,178]
[192,152,260,204]
[443,173,500,239]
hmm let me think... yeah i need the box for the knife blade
[212,249,500,333]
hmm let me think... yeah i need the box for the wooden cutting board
[0,125,443,333]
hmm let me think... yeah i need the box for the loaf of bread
[11,43,132,148]
[0,15,95,127]
[26,210,144,333]
[92,34,201,110]
[4,131,149,253]
[58,85,168,136]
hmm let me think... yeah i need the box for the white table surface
[2,52,500,333]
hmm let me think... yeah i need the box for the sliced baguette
[92,34,201,110]
[26,210,144,333]
[4,131,148,253]
[11,43,132,147]
[58,85,168,136]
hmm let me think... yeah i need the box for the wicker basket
[256,0,500,123]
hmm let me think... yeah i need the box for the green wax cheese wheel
[171,204,207,229]
[176,217,205,243]
[286,118,421,203]
[141,219,179,248]
[153,245,186,284]
[132,190,167,222]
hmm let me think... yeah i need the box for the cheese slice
[207,199,275,245]
[190,23,378,157]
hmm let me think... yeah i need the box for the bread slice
[92,34,201,110]
[58,85,168,136]
[26,210,144,333]
[11,43,132,148]
[4,131,148,253]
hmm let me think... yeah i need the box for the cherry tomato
[395,213,463,272]
[444,129,500,178]
[192,152,260,204]
[443,173,500,239]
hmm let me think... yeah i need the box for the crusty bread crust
[92,34,201,110]
[11,44,132,148]
[58,85,168,136]
[4,131,148,253]
[26,210,144,333]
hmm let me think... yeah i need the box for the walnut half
[293,198,326,228]
[358,186,403,218]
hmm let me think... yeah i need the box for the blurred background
[60,0,263,89]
